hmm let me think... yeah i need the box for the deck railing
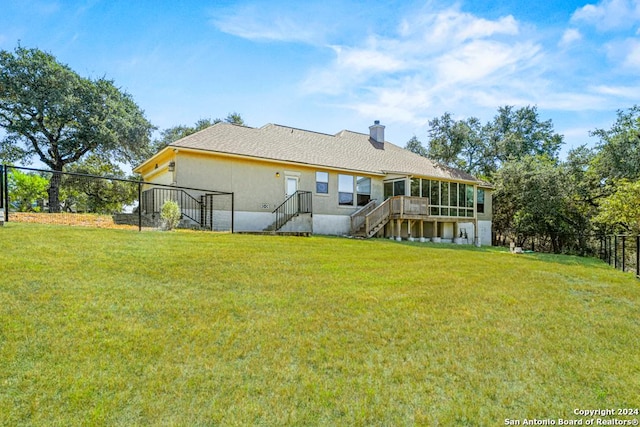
[390,196,429,217]
[364,198,391,236]
[350,199,378,234]
[352,196,430,237]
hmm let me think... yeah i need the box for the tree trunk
[48,170,62,213]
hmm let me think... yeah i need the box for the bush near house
[160,200,181,230]
[0,224,638,425]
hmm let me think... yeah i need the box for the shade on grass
[0,223,638,425]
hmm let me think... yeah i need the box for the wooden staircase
[350,198,391,238]
[350,196,430,238]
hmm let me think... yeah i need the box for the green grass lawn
[1,223,639,426]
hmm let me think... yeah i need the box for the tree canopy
[416,106,563,179]
[0,46,154,211]
[408,104,640,253]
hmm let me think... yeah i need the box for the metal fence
[599,235,640,279]
[1,164,234,232]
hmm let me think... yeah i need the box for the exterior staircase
[350,199,390,238]
[264,191,312,233]
[350,196,429,238]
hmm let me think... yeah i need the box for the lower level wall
[232,210,492,245]
[385,219,493,246]
[234,211,274,232]
[477,220,492,246]
[312,214,351,236]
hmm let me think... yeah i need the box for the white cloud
[602,37,640,71]
[398,6,519,46]
[622,38,640,67]
[333,45,406,74]
[592,83,640,97]
[211,4,327,44]
[560,28,583,47]
[435,40,541,85]
[571,0,640,32]
[301,4,550,126]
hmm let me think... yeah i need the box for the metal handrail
[272,191,312,231]
[141,187,203,225]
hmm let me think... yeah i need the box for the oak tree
[0,46,154,212]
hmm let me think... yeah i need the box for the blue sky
[2,0,640,156]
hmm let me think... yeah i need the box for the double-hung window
[316,171,329,194]
[477,189,485,213]
[356,177,371,206]
[338,174,354,206]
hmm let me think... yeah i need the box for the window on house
[338,174,354,206]
[356,176,371,206]
[441,182,449,211]
[421,179,430,199]
[450,182,458,207]
[466,185,474,208]
[411,178,420,197]
[384,179,407,199]
[430,180,440,205]
[316,171,329,194]
[393,180,405,196]
[384,182,393,199]
[477,188,485,213]
[458,184,466,208]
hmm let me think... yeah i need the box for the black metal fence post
[0,165,4,210]
[3,166,8,223]
[138,181,142,232]
[637,235,640,278]
[622,235,626,272]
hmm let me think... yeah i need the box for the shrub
[160,200,181,230]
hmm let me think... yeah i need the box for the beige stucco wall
[172,150,382,218]
[136,149,492,238]
[477,188,493,222]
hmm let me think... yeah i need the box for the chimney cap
[374,120,380,125]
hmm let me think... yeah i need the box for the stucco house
[134,121,492,245]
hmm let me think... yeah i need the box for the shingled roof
[164,122,481,183]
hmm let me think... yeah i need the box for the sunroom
[351,175,483,244]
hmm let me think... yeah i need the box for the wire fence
[599,234,640,279]
[0,164,234,232]
[480,232,639,280]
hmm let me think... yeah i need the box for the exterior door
[286,177,298,197]
[286,176,298,213]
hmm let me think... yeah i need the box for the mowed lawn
[0,223,638,426]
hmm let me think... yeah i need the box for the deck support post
[396,219,402,241]
[419,220,426,242]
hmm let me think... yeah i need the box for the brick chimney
[369,120,385,143]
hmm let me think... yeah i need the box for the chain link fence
[1,165,233,232]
